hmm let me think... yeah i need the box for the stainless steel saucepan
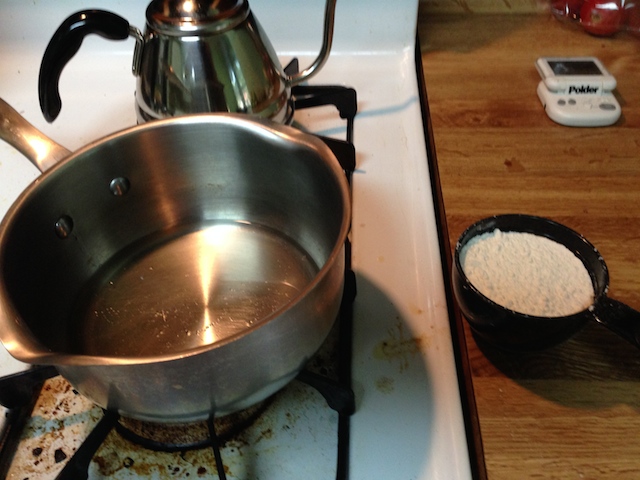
[0,98,350,422]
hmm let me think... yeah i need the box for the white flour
[460,229,594,317]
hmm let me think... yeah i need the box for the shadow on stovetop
[350,272,457,478]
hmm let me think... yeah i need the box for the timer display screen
[548,60,603,76]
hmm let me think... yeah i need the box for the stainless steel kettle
[38,0,337,124]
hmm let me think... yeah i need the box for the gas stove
[0,1,475,479]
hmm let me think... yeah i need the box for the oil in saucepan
[71,221,318,357]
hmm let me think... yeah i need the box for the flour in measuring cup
[460,229,594,317]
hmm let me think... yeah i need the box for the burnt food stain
[54,448,67,463]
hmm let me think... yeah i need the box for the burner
[115,401,272,452]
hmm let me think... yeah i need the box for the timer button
[599,103,616,110]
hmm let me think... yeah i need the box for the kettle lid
[146,0,249,35]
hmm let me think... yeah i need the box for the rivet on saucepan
[54,215,74,239]
[109,177,130,196]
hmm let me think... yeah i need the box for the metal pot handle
[38,10,140,123]
[0,98,70,172]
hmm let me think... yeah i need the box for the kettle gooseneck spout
[289,0,337,86]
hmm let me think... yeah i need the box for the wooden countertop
[418,12,640,480]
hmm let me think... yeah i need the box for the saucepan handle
[0,98,70,172]
[590,296,640,349]
[38,10,132,123]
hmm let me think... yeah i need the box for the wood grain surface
[418,11,640,480]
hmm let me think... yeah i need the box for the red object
[552,0,585,20]
[580,0,624,36]
[625,1,640,36]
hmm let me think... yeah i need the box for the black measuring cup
[452,214,640,351]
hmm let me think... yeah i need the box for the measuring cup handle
[591,297,640,349]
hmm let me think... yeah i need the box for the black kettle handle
[38,10,131,123]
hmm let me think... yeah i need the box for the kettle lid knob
[146,0,248,34]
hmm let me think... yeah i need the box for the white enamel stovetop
[0,1,473,479]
